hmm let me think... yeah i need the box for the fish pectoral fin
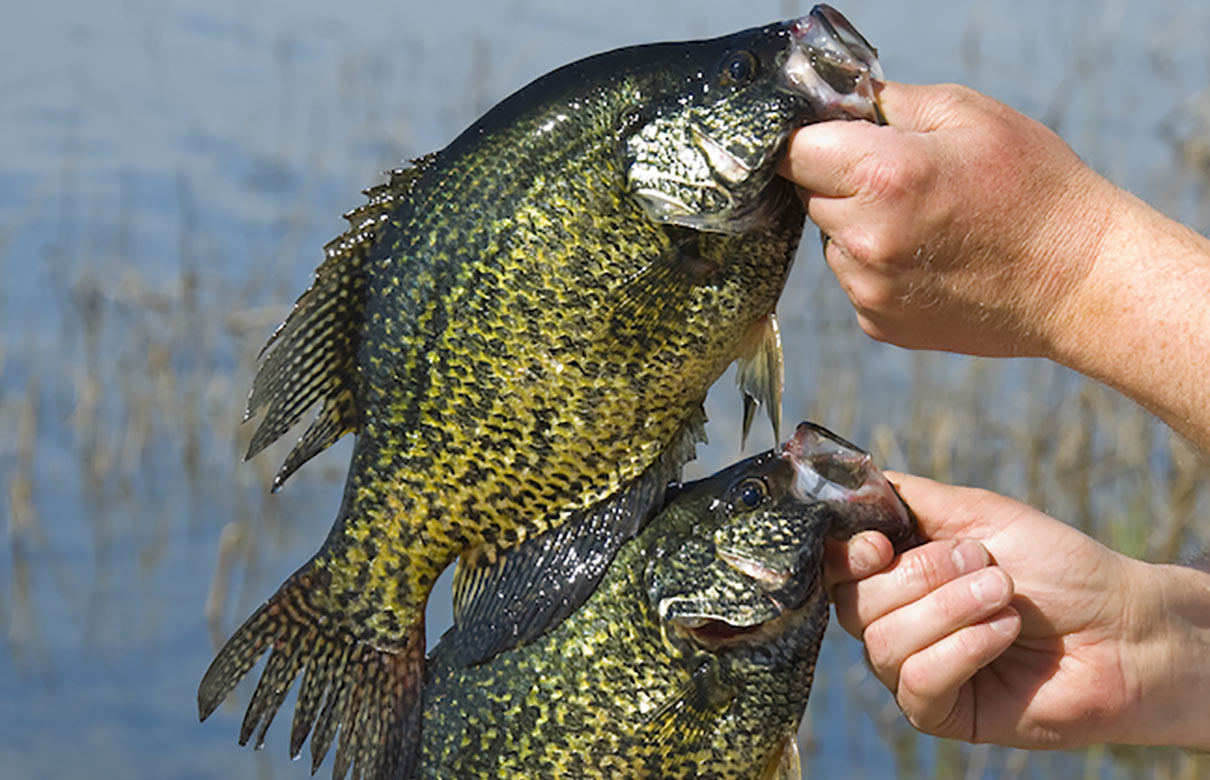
[735,311,783,448]
[198,563,424,780]
[760,732,803,780]
[640,661,734,772]
[608,229,718,340]
[443,408,707,667]
[244,153,439,490]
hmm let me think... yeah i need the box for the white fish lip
[716,549,791,591]
[690,123,752,185]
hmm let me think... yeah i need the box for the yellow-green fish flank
[198,6,885,779]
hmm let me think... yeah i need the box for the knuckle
[861,620,898,673]
[900,702,949,739]
[895,543,959,594]
[852,151,931,206]
[844,274,895,314]
[932,83,979,115]
[897,660,960,739]
[827,225,878,267]
[854,312,892,344]
[896,659,937,712]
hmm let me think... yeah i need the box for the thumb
[883,471,1005,541]
[874,80,962,131]
[777,80,952,197]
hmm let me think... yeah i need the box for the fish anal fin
[736,311,783,448]
[441,408,707,667]
[198,565,424,780]
[245,153,439,489]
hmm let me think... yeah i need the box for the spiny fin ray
[736,311,784,449]
[244,155,438,489]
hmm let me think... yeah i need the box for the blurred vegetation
[2,2,1209,778]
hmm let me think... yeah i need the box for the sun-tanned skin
[779,80,1210,750]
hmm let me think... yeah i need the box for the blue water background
[2,1,1209,778]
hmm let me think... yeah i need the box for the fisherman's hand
[779,81,1114,359]
[822,472,1210,750]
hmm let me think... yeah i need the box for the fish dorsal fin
[735,311,783,449]
[443,407,707,666]
[244,154,437,490]
[640,661,734,774]
[760,733,803,780]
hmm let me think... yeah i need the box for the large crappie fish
[421,422,918,779]
[199,6,884,780]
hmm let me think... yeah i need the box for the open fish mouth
[780,422,913,530]
[672,602,814,652]
[783,4,884,124]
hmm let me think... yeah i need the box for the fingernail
[850,534,880,575]
[988,610,1019,637]
[951,540,986,575]
[970,569,1008,606]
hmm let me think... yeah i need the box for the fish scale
[199,7,886,779]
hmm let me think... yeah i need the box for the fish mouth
[782,4,884,124]
[671,600,813,652]
[780,422,915,543]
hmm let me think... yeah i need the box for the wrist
[1040,180,1210,450]
[1117,559,1210,748]
[1025,168,1121,365]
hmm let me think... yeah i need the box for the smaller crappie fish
[420,422,917,780]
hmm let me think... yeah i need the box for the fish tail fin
[198,565,424,780]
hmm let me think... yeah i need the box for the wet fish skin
[197,6,885,780]
[420,422,918,779]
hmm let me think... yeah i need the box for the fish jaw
[669,586,825,653]
[782,4,884,124]
[781,421,917,550]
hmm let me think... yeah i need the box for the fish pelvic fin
[736,311,783,449]
[439,406,708,667]
[760,732,803,780]
[198,564,425,780]
[245,155,438,491]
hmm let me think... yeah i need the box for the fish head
[646,421,915,654]
[622,4,883,233]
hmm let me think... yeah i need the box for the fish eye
[733,477,768,509]
[719,50,758,87]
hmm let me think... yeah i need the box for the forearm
[1047,181,1210,453]
[1118,559,1210,749]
